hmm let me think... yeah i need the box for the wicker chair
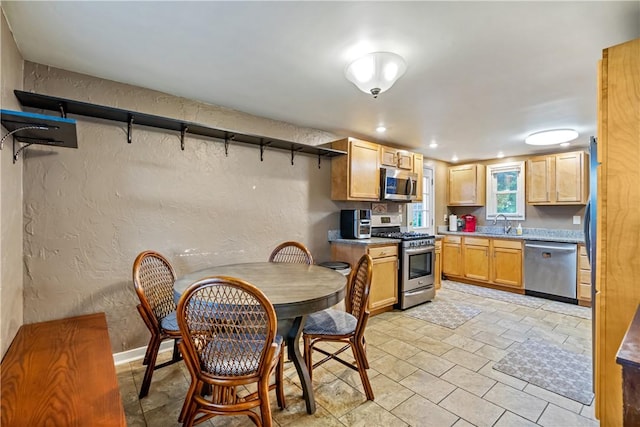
[268,241,314,265]
[177,276,286,427]
[302,254,374,400]
[132,250,182,399]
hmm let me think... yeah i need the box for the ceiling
[2,1,639,163]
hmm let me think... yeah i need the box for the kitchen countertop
[438,228,585,244]
[327,227,585,245]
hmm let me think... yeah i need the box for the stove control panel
[404,239,435,248]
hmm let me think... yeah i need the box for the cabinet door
[369,256,398,311]
[442,242,462,277]
[380,146,397,167]
[463,239,490,281]
[434,240,442,290]
[555,151,585,203]
[413,153,424,202]
[397,151,413,170]
[349,139,380,200]
[527,156,553,204]
[492,247,522,288]
[448,164,485,206]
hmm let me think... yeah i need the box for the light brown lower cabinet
[491,239,524,288]
[442,235,463,277]
[463,237,490,281]
[443,235,523,290]
[434,239,442,290]
[331,242,398,315]
[577,244,592,306]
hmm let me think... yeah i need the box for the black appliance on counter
[340,209,372,239]
[371,215,435,309]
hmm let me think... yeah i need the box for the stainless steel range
[371,219,435,309]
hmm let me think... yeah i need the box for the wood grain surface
[1,312,126,426]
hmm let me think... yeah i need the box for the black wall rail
[12,90,345,167]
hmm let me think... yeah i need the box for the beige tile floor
[117,282,599,426]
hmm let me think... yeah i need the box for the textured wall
[0,10,25,357]
[22,63,342,352]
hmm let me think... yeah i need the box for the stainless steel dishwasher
[524,241,577,303]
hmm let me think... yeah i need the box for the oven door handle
[404,247,434,254]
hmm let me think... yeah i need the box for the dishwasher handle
[524,243,576,252]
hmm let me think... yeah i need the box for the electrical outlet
[444,214,448,222]
[573,215,581,225]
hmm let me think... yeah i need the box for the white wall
[0,9,25,357]
[22,62,342,352]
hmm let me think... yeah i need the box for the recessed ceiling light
[376,126,386,133]
[429,141,438,148]
[560,142,571,147]
[451,155,458,162]
[497,152,505,158]
[525,129,578,146]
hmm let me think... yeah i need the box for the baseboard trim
[113,340,174,366]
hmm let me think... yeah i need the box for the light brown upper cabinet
[380,146,413,170]
[526,151,588,205]
[448,164,486,206]
[413,153,424,202]
[331,137,380,201]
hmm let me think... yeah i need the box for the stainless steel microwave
[380,168,418,201]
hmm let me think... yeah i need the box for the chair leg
[361,336,369,369]
[352,339,374,401]
[171,338,181,362]
[139,334,161,398]
[258,379,273,427]
[275,345,286,409]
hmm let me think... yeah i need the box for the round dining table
[173,262,348,415]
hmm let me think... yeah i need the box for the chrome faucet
[493,214,512,234]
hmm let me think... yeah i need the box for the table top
[174,262,347,319]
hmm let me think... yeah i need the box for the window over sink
[486,161,525,220]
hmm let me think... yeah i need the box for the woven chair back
[268,241,314,265]
[347,254,373,326]
[133,251,177,323]
[177,276,278,382]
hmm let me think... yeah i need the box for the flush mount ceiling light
[345,52,407,98]
[525,129,579,146]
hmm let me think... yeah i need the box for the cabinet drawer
[444,235,461,244]
[493,239,522,250]
[368,245,398,259]
[578,283,592,301]
[579,245,588,256]
[579,254,591,270]
[464,237,489,246]
[579,269,591,285]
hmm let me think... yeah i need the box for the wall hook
[180,125,188,151]
[291,145,303,166]
[259,139,272,162]
[127,115,134,144]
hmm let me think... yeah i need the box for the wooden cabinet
[448,164,486,206]
[330,242,398,315]
[331,137,380,201]
[595,38,640,426]
[413,153,424,202]
[463,237,490,281]
[491,239,523,288]
[442,235,463,277]
[442,235,523,290]
[380,146,413,170]
[434,239,442,290]
[526,151,588,205]
[577,244,591,306]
